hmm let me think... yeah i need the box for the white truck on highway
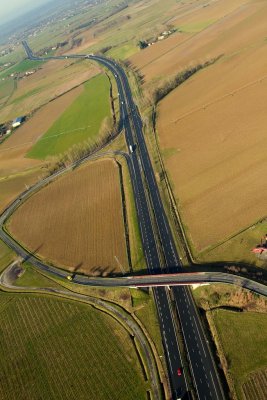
[129,144,136,153]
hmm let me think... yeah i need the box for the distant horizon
[0,0,52,24]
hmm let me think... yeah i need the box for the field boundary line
[173,73,267,124]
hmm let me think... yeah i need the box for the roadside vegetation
[149,56,221,105]
[193,284,267,399]
[15,263,62,289]
[42,273,165,372]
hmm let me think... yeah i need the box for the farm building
[12,116,25,128]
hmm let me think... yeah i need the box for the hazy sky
[0,0,51,21]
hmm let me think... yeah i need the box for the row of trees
[152,56,222,104]
[46,116,117,175]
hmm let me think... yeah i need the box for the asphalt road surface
[8,41,263,400]
[90,55,225,400]
[22,42,189,398]
[0,263,162,400]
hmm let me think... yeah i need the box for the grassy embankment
[0,240,15,272]
[14,263,62,289]
[0,291,148,400]
[213,310,267,399]
[193,284,267,399]
[27,73,111,159]
[115,152,146,271]
[13,261,163,359]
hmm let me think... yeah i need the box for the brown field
[8,159,129,274]
[0,86,82,177]
[0,169,44,212]
[130,0,256,81]
[153,0,267,251]
[0,58,99,122]
[242,368,267,400]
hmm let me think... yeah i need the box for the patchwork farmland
[0,57,99,122]
[0,86,82,177]
[134,0,267,253]
[0,293,148,400]
[8,159,129,275]
[27,74,111,159]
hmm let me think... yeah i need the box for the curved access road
[0,263,162,400]
[22,41,190,398]
[16,41,267,400]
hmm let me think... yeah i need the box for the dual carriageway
[1,41,263,399]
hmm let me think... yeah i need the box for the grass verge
[0,239,15,273]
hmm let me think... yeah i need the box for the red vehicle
[177,368,182,376]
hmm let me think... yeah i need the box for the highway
[90,55,225,399]
[8,41,252,399]
[22,42,189,398]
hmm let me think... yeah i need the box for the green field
[15,264,61,289]
[212,309,267,398]
[0,292,148,400]
[27,74,111,159]
[0,79,15,104]
[0,59,44,79]
[0,239,14,272]
[179,20,215,33]
[107,43,138,60]
[131,289,163,356]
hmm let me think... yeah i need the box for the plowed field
[8,159,129,274]
[155,0,267,251]
[130,0,255,81]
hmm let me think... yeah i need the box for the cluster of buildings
[0,116,25,141]
[139,29,177,49]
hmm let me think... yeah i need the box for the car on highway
[177,367,182,376]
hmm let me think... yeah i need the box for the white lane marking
[193,316,207,357]
[210,371,220,399]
